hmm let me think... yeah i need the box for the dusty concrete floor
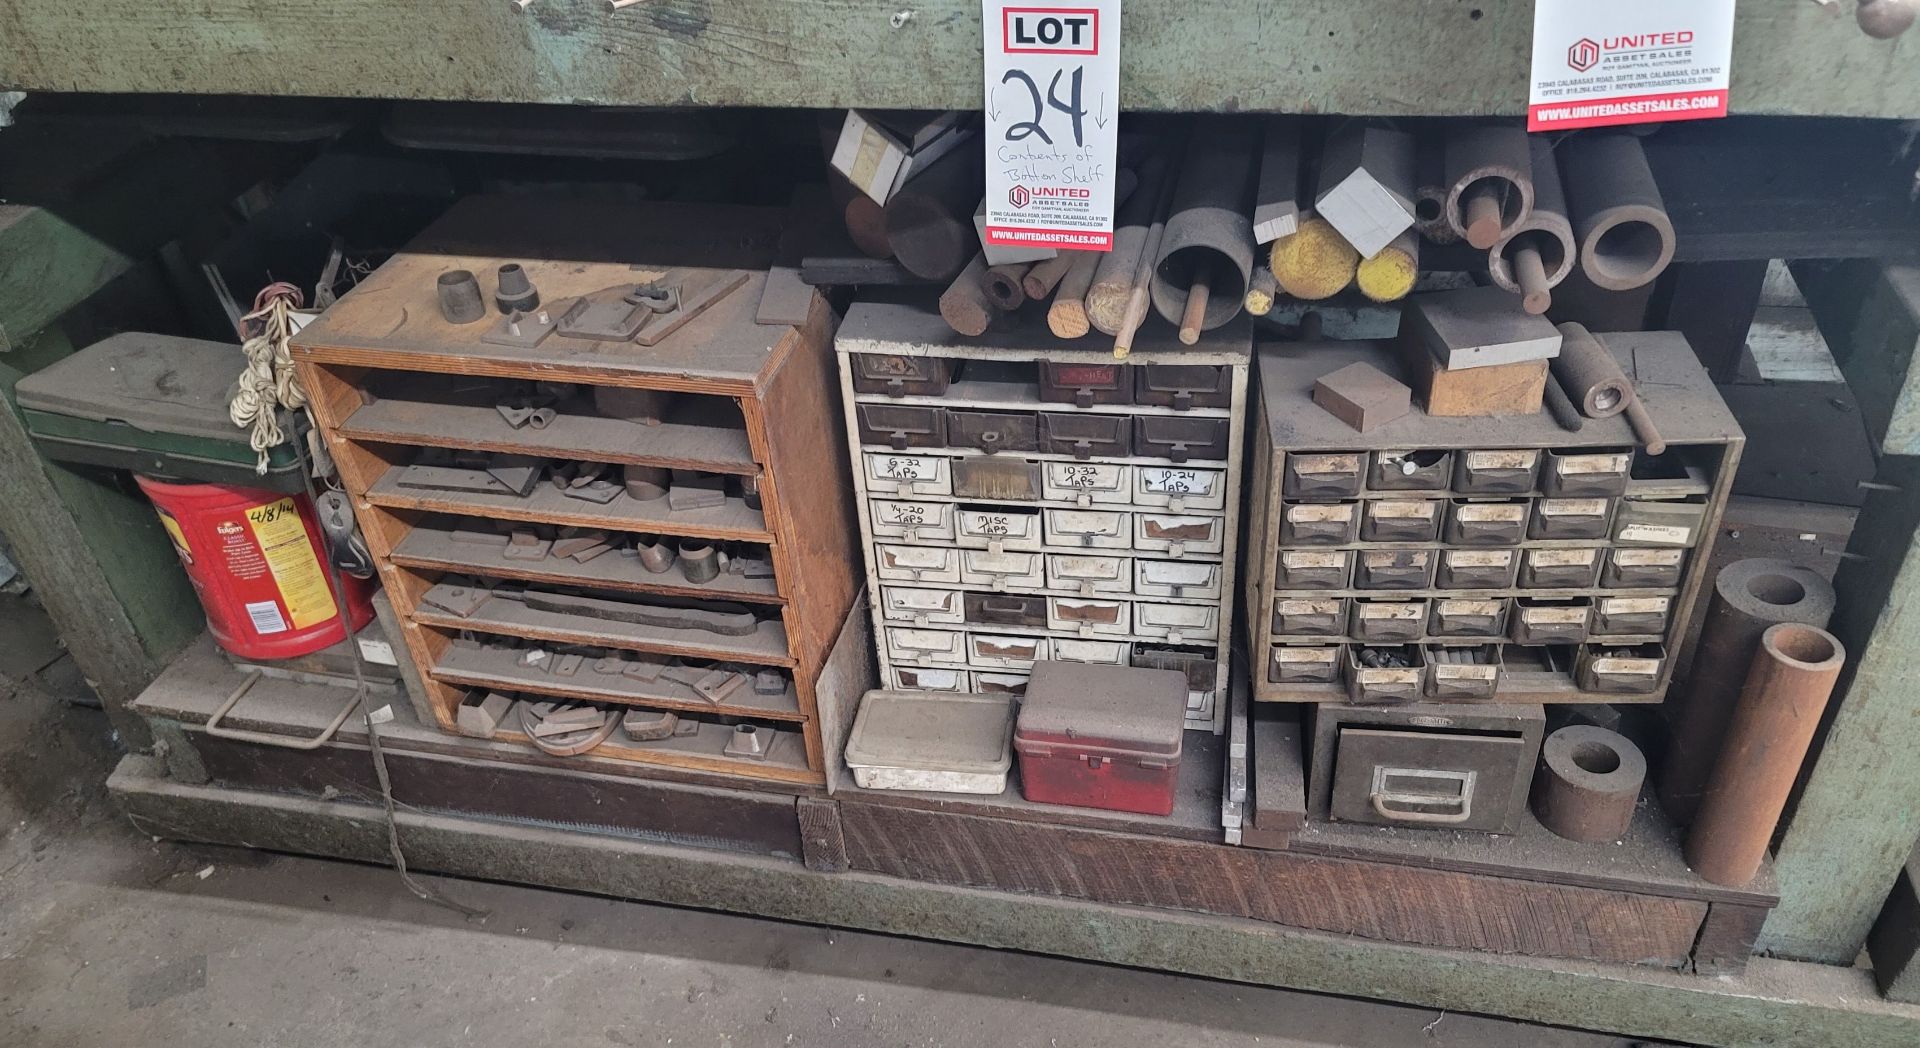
[0,598,1655,1048]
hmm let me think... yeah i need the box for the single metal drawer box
[1351,599,1428,643]
[885,626,966,665]
[1134,601,1220,643]
[1276,549,1351,590]
[1453,449,1540,494]
[1039,412,1131,459]
[1279,502,1358,546]
[952,457,1043,501]
[1042,462,1130,506]
[1529,497,1613,540]
[857,402,946,450]
[1425,645,1503,701]
[1330,727,1528,831]
[864,453,952,497]
[1370,450,1452,492]
[888,665,966,691]
[958,549,1045,590]
[1045,596,1133,637]
[1135,415,1231,463]
[967,632,1049,669]
[956,507,1043,551]
[851,354,952,397]
[1273,597,1347,637]
[962,591,1049,629]
[1136,513,1226,556]
[1509,598,1592,645]
[1354,549,1434,591]
[1428,597,1508,639]
[1132,466,1226,511]
[947,408,1039,454]
[1602,547,1686,589]
[1519,547,1601,589]
[1052,637,1131,665]
[1135,364,1230,410]
[1042,507,1131,550]
[869,499,956,542]
[1133,559,1222,600]
[1343,648,1427,706]
[1576,643,1667,694]
[1361,499,1443,543]
[1444,500,1528,546]
[1284,453,1364,498]
[972,670,1031,696]
[1269,644,1342,685]
[1593,595,1671,637]
[1039,361,1131,407]
[874,543,961,584]
[1436,549,1517,590]
[879,585,966,626]
[1045,553,1132,595]
[1542,450,1632,497]
[1613,499,1707,548]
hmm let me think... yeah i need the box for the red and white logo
[1567,37,1600,71]
[1009,185,1031,208]
[1002,7,1100,54]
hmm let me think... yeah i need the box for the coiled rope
[230,281,330,477]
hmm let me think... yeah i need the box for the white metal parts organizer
[833,298,1253,733]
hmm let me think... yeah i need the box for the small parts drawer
[973,671,1031,696]
[1134,602,1219,643]
[953,457,1042,501]
[1444,500,1527,546]
[1330,727,1526,832]
[959,549,1045,590]
[880,585,965,626]
[886,626,966,665]
[1518,547,1601,589]
[1426,645,1502,701]
[1269,644,1341,685]
[1284,453,1363,498]
[1043,462,1130,505]
[889,665,967,691]
[1602,547,1685,589]
[1576,643,1668,694]
[1613,499,1707,548]
[948,408,1039,454]
[865,453,952,497]
[1039,361,1131,407]
[1135,415,1231,463]
[963,591,1049,629]
[1510,598,1591,645]
[1274,597,1345,637]
[1046,596,1132,637]
[1136,363,1231,410]
[1542,450,1631,497]
[1351,599,1426,643]
[1429,597,1507,639]
[1043,507,1131,549]
[956,507,1042,551]
[1344,646,1426,705]
[1047,553,1131,595]
[969,632,1049,669]
[869,499,956,542]
[1453,449,1540,494]
[1354,549,1433,591]
[1134,558,1221,600]
[1529,497,1613,540]
[1136,513,1226,556]
[1279,502,1358,546]
[1370,450,1452,492]
[1436,549,1517,590]
[1040,412,1131,459]
[875,543,961,584]
[1277,549,1351,590]
[1593,595,1671,637]
[1133,466,1226,511]
[851,354,952,397]
[858,403,946,449]
[1361,500,1442,543]
[1052,637,1130,665]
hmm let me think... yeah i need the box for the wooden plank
[293,198,785,392]
[6,3,1920,119]
[365,466,773,542]
[1869,846,1920,1004]
[1695,903,1769,977]
[186,728,807,859]
[430,637,804,721]
[107,758,1920,1048]
[390,518,782,603]
[411,587,795,667]
[837,800,1707,966]
[339,396,759,475]
[1760,455,1920,963]
[797,796,850,873]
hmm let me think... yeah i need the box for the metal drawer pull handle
[1369,767,1476,825]
[204,670,364,751]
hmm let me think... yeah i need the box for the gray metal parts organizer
[835,300,1253,733]
[1246,333,1743,706]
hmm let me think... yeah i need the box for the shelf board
[432,641,802,721]
[412,585,795,667]
[366,467,773,542]
[1255,678,1669,705]
[837,298,1253,367]
[859,442,1233,470]
[853,379,1230,419]
[492,716,817,783]
[392,523,782,603]
[341,397,759,475]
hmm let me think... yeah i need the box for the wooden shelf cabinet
[291,197,860,786]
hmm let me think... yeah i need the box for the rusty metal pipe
[1491,138,1575,313]
[883,143,984,281]
[1534,725,1646,843]
[1550,322,1635,418]
[1660,558,1835,825]
[1685,623,1846,887]
[1562,133,1676,291]
[1444,125,1534,249]
[1149,120,1257,331]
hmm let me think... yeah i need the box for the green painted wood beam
[1759,455,1920,964]
[109,754,1920,1048]
[1,1,1917,118]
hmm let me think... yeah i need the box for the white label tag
[982,0,1122,251]
[356,636,398,666]
[1140,467,1214,495]
[1619,522,1695,546]
[1528,0,1735,132]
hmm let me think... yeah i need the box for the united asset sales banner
[981,0,1123,251]
[1529,0,1735,132]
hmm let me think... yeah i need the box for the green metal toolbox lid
[15,332,306,490]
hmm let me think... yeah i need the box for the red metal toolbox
[1013,661,1187,816]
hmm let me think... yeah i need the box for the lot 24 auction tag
[1528,0,1735,132]
[981,0,1122,252]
